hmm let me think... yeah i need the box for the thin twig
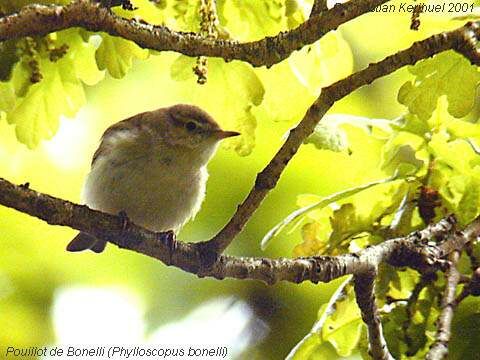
[465,241,479,270]
[454,267,480,305]
[204,21,480,255]
[0,0,389,68]
[0,177,468,285]
[426,250,461,360]
[354,270,394,360]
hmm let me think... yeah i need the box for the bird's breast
[83,153,208,233]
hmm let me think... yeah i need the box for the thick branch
[426,250,461,360]
[354,271,394,360]
[0,0,388,68]
[310,0,329,17]
[206,21,480,254]
[0,177,466,285]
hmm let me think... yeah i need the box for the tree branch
[310,0,329,17]
[426,249,461,360]
[0,0,388,68]
[0,177,471,286]
[204,21,480,254]
[454,267,480,306]
[354,271,394,360]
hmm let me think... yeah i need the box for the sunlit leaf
[170,0,201,31]
[218,0,288,40]
[382,144,424,177]
[294,181,409,256]
[3,29,103,148]
[456,171,480,225]
[171,55,196,81]
[287,31,353,95]
[428,131,477,173]
[95,35,149,79]
[398,51,480,121]
[324,114,394,139]
[0,81,16,113]
[287,278,361,359]
[304,122,348,152]
[381,131,426,177]
[261,176,396,250]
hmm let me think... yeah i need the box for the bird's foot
[118,210,131,232]
[159,230,177,265]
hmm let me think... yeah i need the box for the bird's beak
[214,130,241,139]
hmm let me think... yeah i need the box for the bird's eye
[185,121,197,131]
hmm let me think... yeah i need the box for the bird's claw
[118,210,131,232]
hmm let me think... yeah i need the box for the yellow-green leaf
[96,35,149,79]
[398,51,480,121]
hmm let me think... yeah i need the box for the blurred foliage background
[1,0,480,359]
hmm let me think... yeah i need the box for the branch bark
[2,4,480,259]
[310,0,329,17]
[426,250,461,360]
[204,21,480,254]
[0,0,388,68]
[354,271,394,360]
[0,177,474,286]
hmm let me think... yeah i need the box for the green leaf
[0,81,16,113]
[398,50,480,121]
[287,278,363,360]
[304,123,348,152]
[3,29,102,148]
[211,59,264,155]
[287,278,362,359]
[325,114,393,138]
[171,55,196,81]
[447,118,480,139]
[170,0,201,32]
[394,113,431,137]
[381,131,426,177]
[428,131,477,173]
[261,176,396,250]
[456,170,480,225]
[95,34,149,79]
[450,298,480,360]
[112,0,168,25]
[383,285,439,358]
[323,284,363,357]
[218,0,287,40]
[285,0,306,28]
[294,181,409,256]
[382,144,424,177]
[328,204,367,250]
[287,31,354,95]
[60,31,104,86]
[7,58,82,148]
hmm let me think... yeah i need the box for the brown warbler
[67,104,239,253]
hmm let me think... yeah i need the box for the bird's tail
[66,232,107,253]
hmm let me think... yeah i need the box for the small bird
[67,104,239,253]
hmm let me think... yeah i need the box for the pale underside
[83,147,208,233]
